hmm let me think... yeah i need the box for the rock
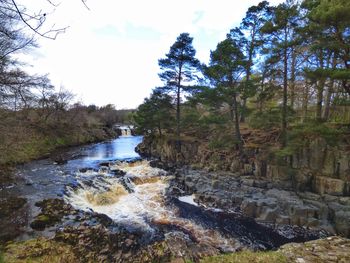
[334,210,350,236]
[257,207,278,222]
[280,236,350,263]
[3,238,78,262]
[241,200,258,217]
[313,176,345,196]
[276,215,290,225]
[30,199,74,231]
[0,196,27,242]
[99,162,110,167]
[79,167,98,173]
[92,212,114,226]
[110,169,126,177]
[53,154,68,165]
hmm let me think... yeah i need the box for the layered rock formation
[137,135,350,237]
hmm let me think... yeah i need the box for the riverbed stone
[0,196,27,242]
[30,199,74,231]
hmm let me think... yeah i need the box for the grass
[0,251,4,263]
[200,250,288,263]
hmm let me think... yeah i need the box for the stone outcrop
[173,169,350,236]
[137,135,350,237]
[279,236,350,263]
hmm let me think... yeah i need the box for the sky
[19,0,284,109]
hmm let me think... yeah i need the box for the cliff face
[137,135,350,237]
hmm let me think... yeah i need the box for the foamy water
[65,160,239,251]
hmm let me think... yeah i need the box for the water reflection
[83,136,142,161]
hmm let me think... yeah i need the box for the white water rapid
[65,160,239,252]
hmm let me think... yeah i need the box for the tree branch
[11,0,68,40]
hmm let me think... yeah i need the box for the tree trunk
[290,48,296,109]
[158,123,162,137]
[233,92,243,153]
[240,44,254,123]
[240,98,247,123]
[301,84,310,123]
[176,66,182,153]
[316,52,325,122]
[323,56,337,121]
[323,80,333,121]
[282,44,288,147]
[316,79,325,121]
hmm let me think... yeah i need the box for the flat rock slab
[280,236,350,263]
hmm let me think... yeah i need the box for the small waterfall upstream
[117,125,133,137]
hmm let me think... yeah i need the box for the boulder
[313,176,345,196]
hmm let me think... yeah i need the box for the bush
[208,134,237,150]
[249,106,295,130]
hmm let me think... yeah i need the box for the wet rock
[79,167,98,173]
[110,169,126,177]
[92,212,114,227]
[30,199,74,231]
[0,196,27,242]
[53,154,68,165]
[149,159,176,172]
[99,162,110,167]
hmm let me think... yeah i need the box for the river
[0,134,321,255]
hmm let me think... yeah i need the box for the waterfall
[121,128,131,136]
[64,160,238,251]
[117,125,133,137]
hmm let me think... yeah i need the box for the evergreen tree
[262,0,300,147]
[204,38,246,152]
[158,33,200,151]
[302,0,350,97]
[232,0,272,122]
[134,89,174,136]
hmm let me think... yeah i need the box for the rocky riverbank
[1,134,349,263]
[137,135,350,238]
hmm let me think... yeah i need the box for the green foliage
[275,121,343,158]
[208,134,237,150]
[200,114,227,126]
[181,108,201,129]
[249,108,280,129]
[289,122,342,146]
[134,89,174,135]
[333,97,350,106]
[302,0,350,95]
[205,38,246,89]
[249,107,288,129]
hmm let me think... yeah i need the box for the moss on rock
[30,199,74,231]
[3,238,78,263]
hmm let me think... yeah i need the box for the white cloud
[18,0,285,108]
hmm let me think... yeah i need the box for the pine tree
[134,89,174,137]
[262,0,300,147]
[204,38,246,152]
[158,33,200,151]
